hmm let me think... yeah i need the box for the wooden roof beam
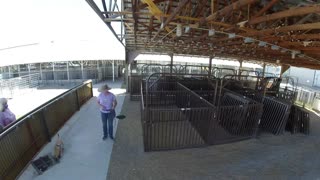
[252,0,280,18]
[245,22,320,36]
[152,0,190,41]
[141,0,174,36]
[249,5,320,25]
[262,34,320,41]
[206,0,258,22]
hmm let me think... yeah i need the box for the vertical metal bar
[262,63,266,77]
[170,54,173,75]
[81,61,84,80]
[208,56,212,78]
[52,62,55,84]
[8,66,11,78]
[112,60,115,82]
[67,62,70,81]
[238,60,243,77]
[39,63,43,81]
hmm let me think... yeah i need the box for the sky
[0,0,125,65]
[0,0,123,47]
[0,0,263,68]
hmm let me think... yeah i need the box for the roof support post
[126,50,139,64]
[170,53,173,75]
[67,62,70,81]
[208,56,213,78]
[238,60,243,76]
[125,50,139,91]
[262,63,266,77]
[280,64,290,78]
[112,60,115,82]
[81,61,84,80]
[52,62,55,81]
[28,64,31,83]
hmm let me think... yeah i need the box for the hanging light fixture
[280,49,287,53]
[228,33,236,38]
[176,24,182,37]
[291,51,296,59]
[184,26,190,33]
[244,37,254,43]
[303,41,312,47]
[208,29,215,36]
[258,41,267,47]
[271,45,279,50]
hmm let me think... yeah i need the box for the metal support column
[262,63,266,77]
[112,60,115,82]
[39,63,43,81]
[28,64,31,83]
[67,62,70,80]
[52,62,55,81]
[170,53,173,74]
[125,63,129,91]
[8,66,11,78]
[97,60,100,82]
[208,56,213,78]
[81,61,84,80]
[18,64,21,77]
[238,60,243,76]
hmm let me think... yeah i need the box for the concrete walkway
[18,80,126,180]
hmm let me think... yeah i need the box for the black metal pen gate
[141,73,263,151]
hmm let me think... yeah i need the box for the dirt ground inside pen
[107,95,320,180]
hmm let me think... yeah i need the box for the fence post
[40,110,51,142]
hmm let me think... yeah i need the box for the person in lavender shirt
[97,84,117,140]
[0,98,16,132]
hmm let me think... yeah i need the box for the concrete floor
[108,96,320,180]
[18,80,126,180]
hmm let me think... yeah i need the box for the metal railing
[0,73,40,98]
[0,80,93,180]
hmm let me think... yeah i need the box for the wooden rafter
[249,5,320,25]
[244,22,320,36]
[152,0,190,41]
[206,0,258,22]
[252,0,280,18]
[141,0,174,35]
[108,0,320,69]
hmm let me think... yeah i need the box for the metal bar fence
[0,73,40,98]
[141,74,263,151]
[0,80,93,180]
[259,97,292,135]
[142,82,214,151]
[286,105,310,134]
[129,75,144,101]
[209,92,263,145]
